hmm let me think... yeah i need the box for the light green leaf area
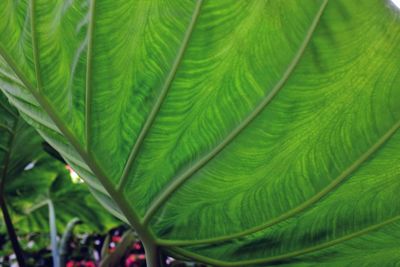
[1,0,400,265]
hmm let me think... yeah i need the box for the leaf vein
[117,0,204,191]
[85,0,96,151]
[169,215,400,266]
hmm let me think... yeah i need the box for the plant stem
[48,200,60,267]
[0,195,26,267]
[142,239,161,267]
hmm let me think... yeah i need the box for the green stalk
[142,240,161,267]
[48,200,60,267]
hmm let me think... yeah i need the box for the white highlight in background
[391,0,400,9]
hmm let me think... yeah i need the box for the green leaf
[5,151,121,234]
[1,0,400,265]
[0,91,42,185]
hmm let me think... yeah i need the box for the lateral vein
[85,0,96,151]
[117,0,204,192]
[170,214,400,267]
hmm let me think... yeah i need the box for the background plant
[0,92,120,266]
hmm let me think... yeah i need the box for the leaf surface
[1,0,400,265]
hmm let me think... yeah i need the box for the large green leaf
[1,0,400,265]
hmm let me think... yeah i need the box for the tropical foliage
[0,93,120,266]
[1,0,400,266]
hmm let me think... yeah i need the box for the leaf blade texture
[1,0,400,265]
